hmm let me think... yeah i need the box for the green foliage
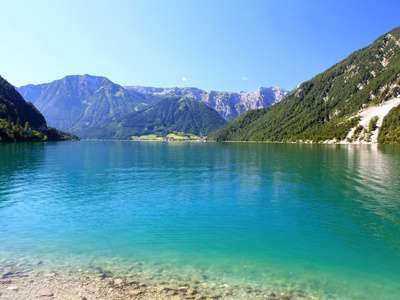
[0,75,79,143]
[0,76,47,129]
[166,132,198,140]
[378,106,400,143]
[369,116,378,132]
[0,118,79,143]
[209,26,400,143]
[42,127,80,141]
[0,118,45,142]
[352,125,364,139]
[77,97,226,139]
[0,75,49,142]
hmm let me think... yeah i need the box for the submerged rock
[178,286,189,292]
[39,290,54,297]
[1,271,13,278]
[157,285,171,292]
[96,273,107,280]
[0,279,12,284]
[128,289,143,296]
[113,278,124,286]
[167,290,177,295]
[186,287,197,295]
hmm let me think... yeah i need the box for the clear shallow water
[1,141,400,299]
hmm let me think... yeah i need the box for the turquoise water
[1,141,400,299]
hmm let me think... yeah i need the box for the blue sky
[1,0,399,92]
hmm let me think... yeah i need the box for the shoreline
[0,263,317,300]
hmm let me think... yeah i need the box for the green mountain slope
[0,76,78,142]
[1,76,47,129]
[17,74,157,132]
[209,26,400,143]
[77,97,227,140]
[378,105,400,143]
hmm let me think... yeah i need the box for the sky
[1,0,399,92]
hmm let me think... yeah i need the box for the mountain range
[13,26,400,144]
[209,26,400,144]
[125,86,289,121]
[17,75,288,139]
[17,75,155,132]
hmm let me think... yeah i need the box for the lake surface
[1,141,400,299]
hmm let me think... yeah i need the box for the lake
[1,141,400,299]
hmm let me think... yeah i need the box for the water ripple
[1,142,400,299]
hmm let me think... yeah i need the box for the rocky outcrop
[125,86,289,121]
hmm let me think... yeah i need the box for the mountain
[125,86,289,121]
[18,75,287,139]
[209,26,400,144]
[1,76,46,130]
[0,75,78,142]
[17,74,157,133]
[75,97,227,140]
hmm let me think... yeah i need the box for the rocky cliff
[125,86,289,121]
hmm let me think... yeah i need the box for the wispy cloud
[241,76,249,81]
[182,77,188,81]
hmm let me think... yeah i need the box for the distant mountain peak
[125,85,289,121]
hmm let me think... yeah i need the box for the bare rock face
[204,87,289,121]
[39,290,54,297]
[127,86,289,121]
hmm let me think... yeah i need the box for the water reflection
[317,144,400,279]
[1,141,400,299]
[0,142,47,209]
[324,144,400,223]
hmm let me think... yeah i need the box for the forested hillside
[0,76,47,129]
[209,26,400,143]
[76,97,227,139]
[0,76,78,142]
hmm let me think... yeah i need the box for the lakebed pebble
[0,258,325,300]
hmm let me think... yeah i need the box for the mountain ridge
[17,75,288,127]
[209,26,400,144]
[125,85,289,121]
[17,74,157,132]
[71,97,227,140]
[17,75,288,139]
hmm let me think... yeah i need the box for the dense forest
[0,76,46,129]
[209,26,400,143]
[378,105,400,143]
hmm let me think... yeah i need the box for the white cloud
[182,77,188,81]
[241,76,249,81]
